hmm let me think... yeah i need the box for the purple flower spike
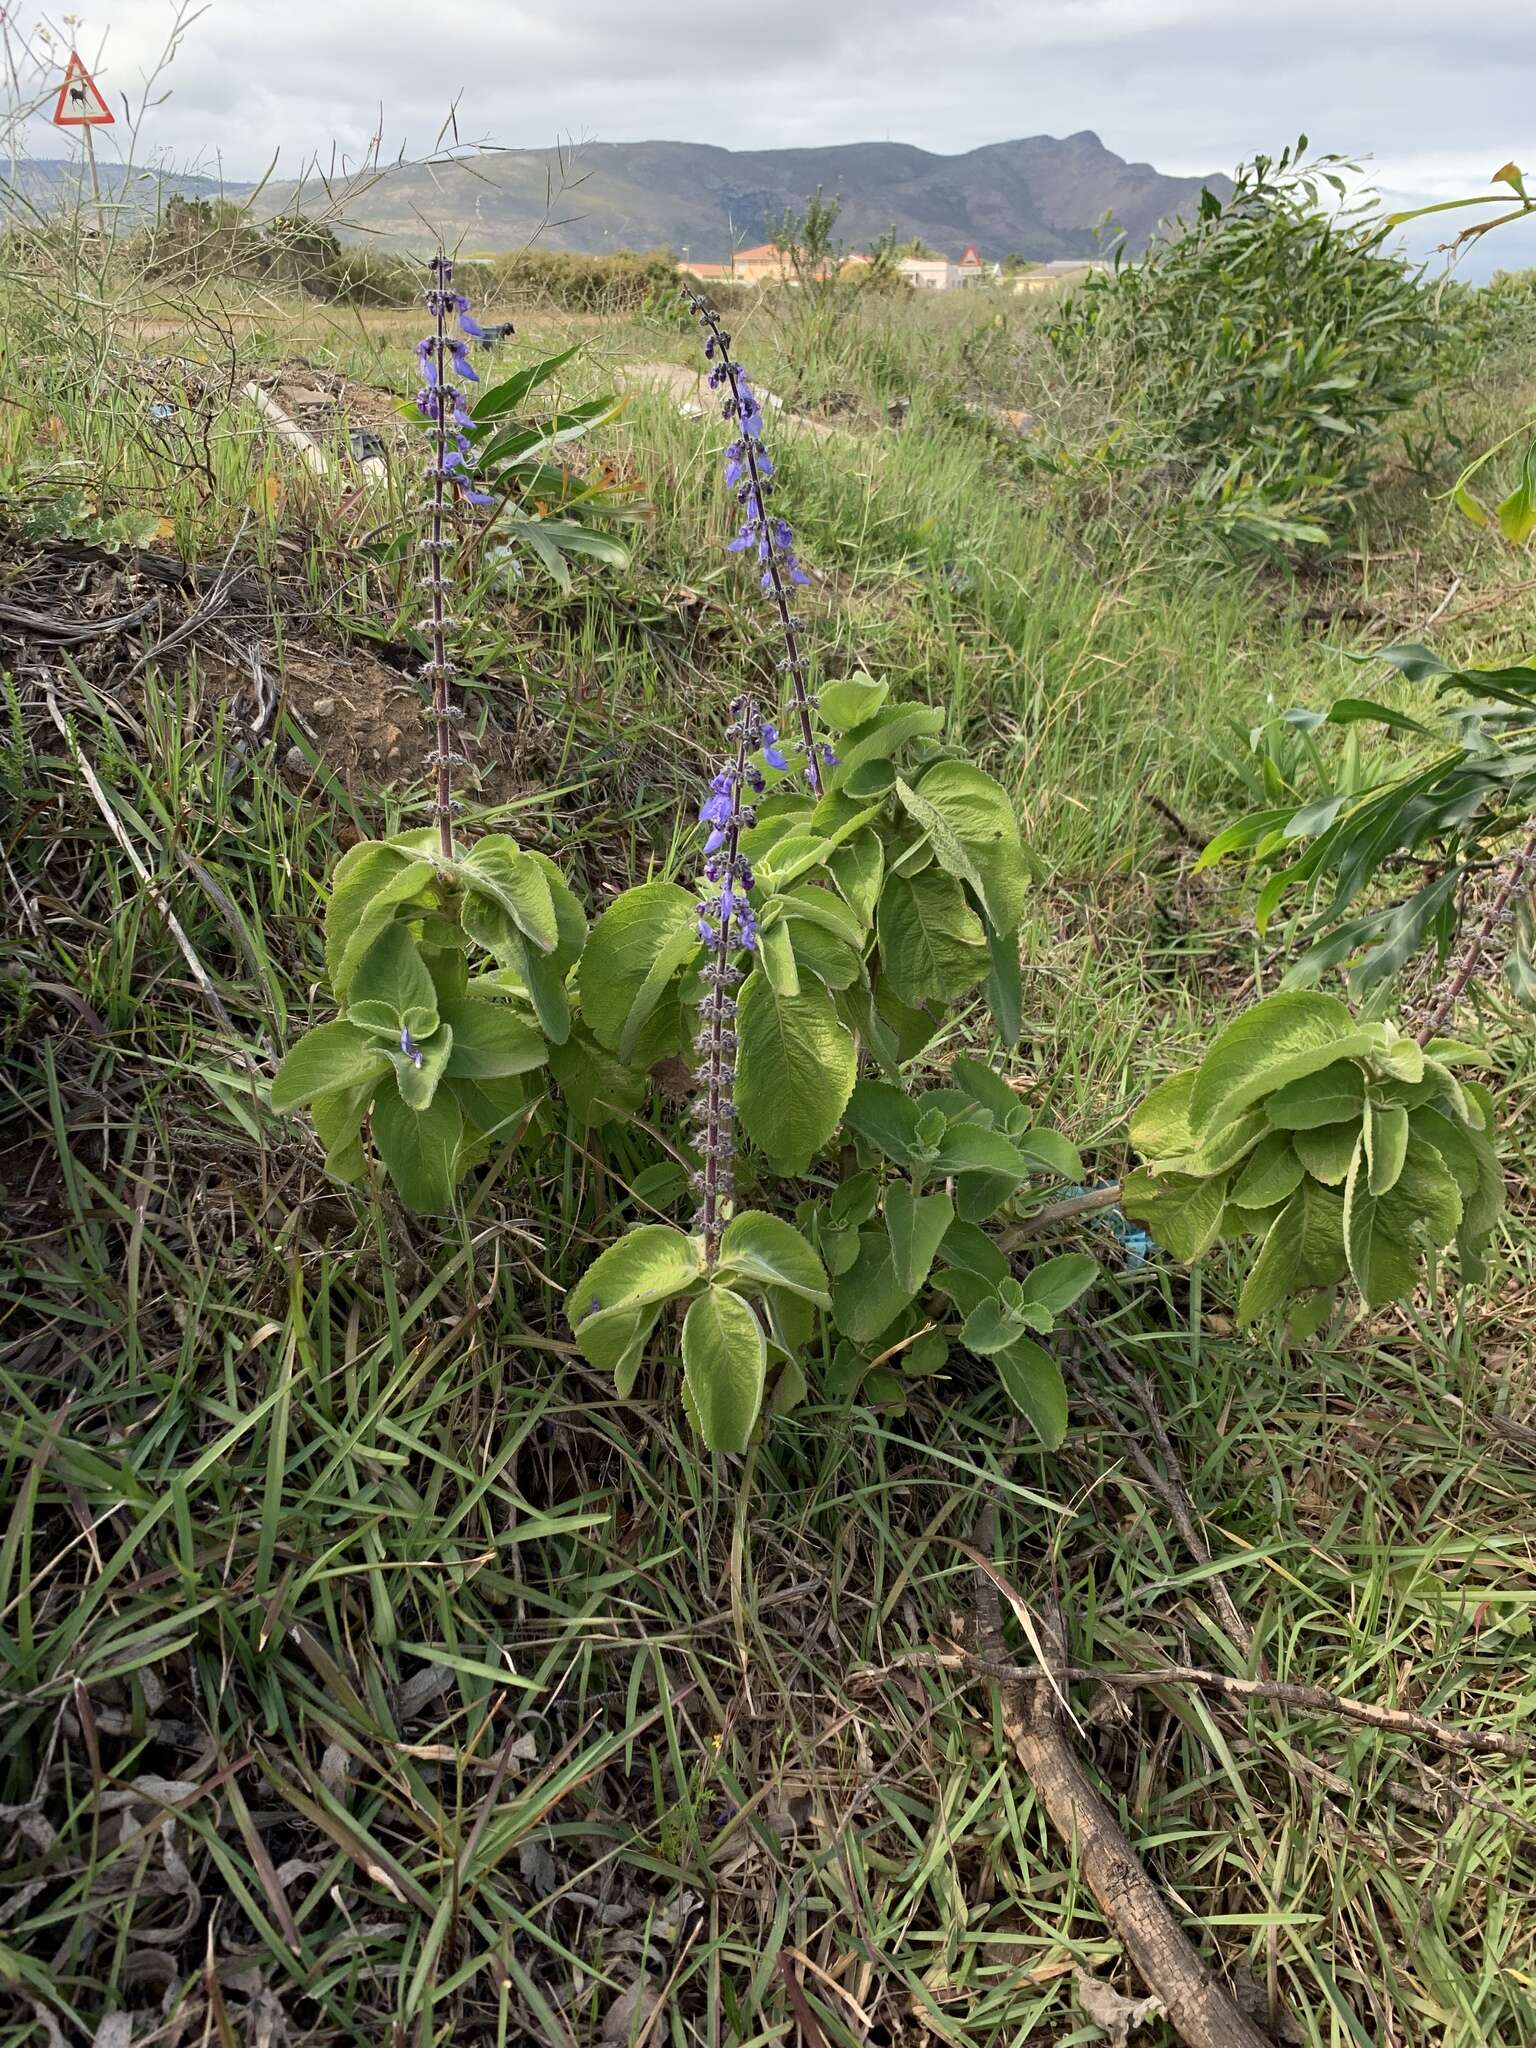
[760,723,789,772]
[683,285,829,801]
[689,700,764,1262]
[416,252,507,852]
[399,1026,426,1069]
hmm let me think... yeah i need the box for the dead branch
[965,1512,1275,2048]
[856,1645,1530,1761]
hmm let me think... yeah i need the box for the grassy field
[5,247,1536,2048]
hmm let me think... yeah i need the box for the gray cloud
[16,1,1535,272]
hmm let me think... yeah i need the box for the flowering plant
[567,292,1081,1451]
[272,256,590,1210]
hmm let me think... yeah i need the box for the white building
[895,243,998,292]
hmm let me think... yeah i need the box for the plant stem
[685,291,821,798]
[1418,820,1536,1043]
[429,273,454,861]
[698,709,752,1263]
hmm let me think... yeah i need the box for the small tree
[769,185,843,290]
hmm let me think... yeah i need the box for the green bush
[1049,141,1440,554]
[490,248,680,313]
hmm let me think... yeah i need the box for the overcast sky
[14,1,1536,273]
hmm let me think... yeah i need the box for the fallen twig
[975,1555,1276,2048]
[856,1644,1530,1760]
[1000,1182,1123,1246]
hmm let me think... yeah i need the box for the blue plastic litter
[1057,1184,1155,1270]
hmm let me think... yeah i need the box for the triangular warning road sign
[52,53,114,127]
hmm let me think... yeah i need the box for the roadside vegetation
[4,147,1536,2048]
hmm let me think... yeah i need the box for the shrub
[1048,140,1440,553]
[489,248,679,314]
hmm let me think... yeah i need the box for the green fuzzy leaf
[311,1079,373,1185]
[995,1337,1069,1449]
[449,1074,531,1144]
[1229,1129,1305,1209]
[1374,1037,1426,1085]
[522,850,589,971]
[788,920,862,992]
[963,1297,1044,1354]
[931,1267,996,1316]
[517,934,572,1045]
[932,1123,1033,1180]
[1018,1252,1098,1319]
[832,702,945,782]
[758,916,802,997]
[826,832,884,929]
[717,1211,831,1306]
[736,974,857,1172]
[901,1328,950,1378]
[1292,1117,1361,1187]
[1238,1179,1348,1322]
[460,839,560,954]
[272,1022,391,1113]
[569,1225,705,1365]
[1343,1134,1452,1309]
[779,884,867,949]
[1287,1289,1336,1342]
[548,1029,647,1129]
[983,912,1024,1047]
[831,1171,881,1228]
[1129,1069,1198,1160]
[1365,1100,1410,1197]
[682,1287,767,1454]
[877,868,990,1007]
[1343,1146,1417,1302]
[607,1305,665,1397]
[1189,991,1364,1139]
[349,919,438,1026]
[580,882,700,1061]
[1411,1105,1504,1237]
[331,865,440,999]
[830,1230,919,1345]
[611,921,701,1066]
[1122,1167,1230,1262]
[439,998,548,1079]
[325,839,436,993]
[938,1217,1011,1286]
[389,1021,453,1110]
[1176,1107,1270,1178]
[895,775,992,913]
[1265,1061,1367,1130]
[842,1080,924,1166]
[885,1184,955,1295]
[372,1084,463,1214]
[818,674,889,729]
[910,760,1033,932]
[948,1057,1018,1123]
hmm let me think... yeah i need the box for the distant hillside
[8,132,1229,261]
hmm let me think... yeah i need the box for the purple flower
[683,284,828,798]
[399,1026,426,1069]
[760,724,789,772]
[459,309,491,339]
[689,700,763,1260]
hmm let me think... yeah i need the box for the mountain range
[8,131,1228,260]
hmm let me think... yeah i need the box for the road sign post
[51,52,114,237]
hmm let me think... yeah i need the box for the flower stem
[429,277,454,861]
[684,290,822,798]
[698,708,752,1263]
